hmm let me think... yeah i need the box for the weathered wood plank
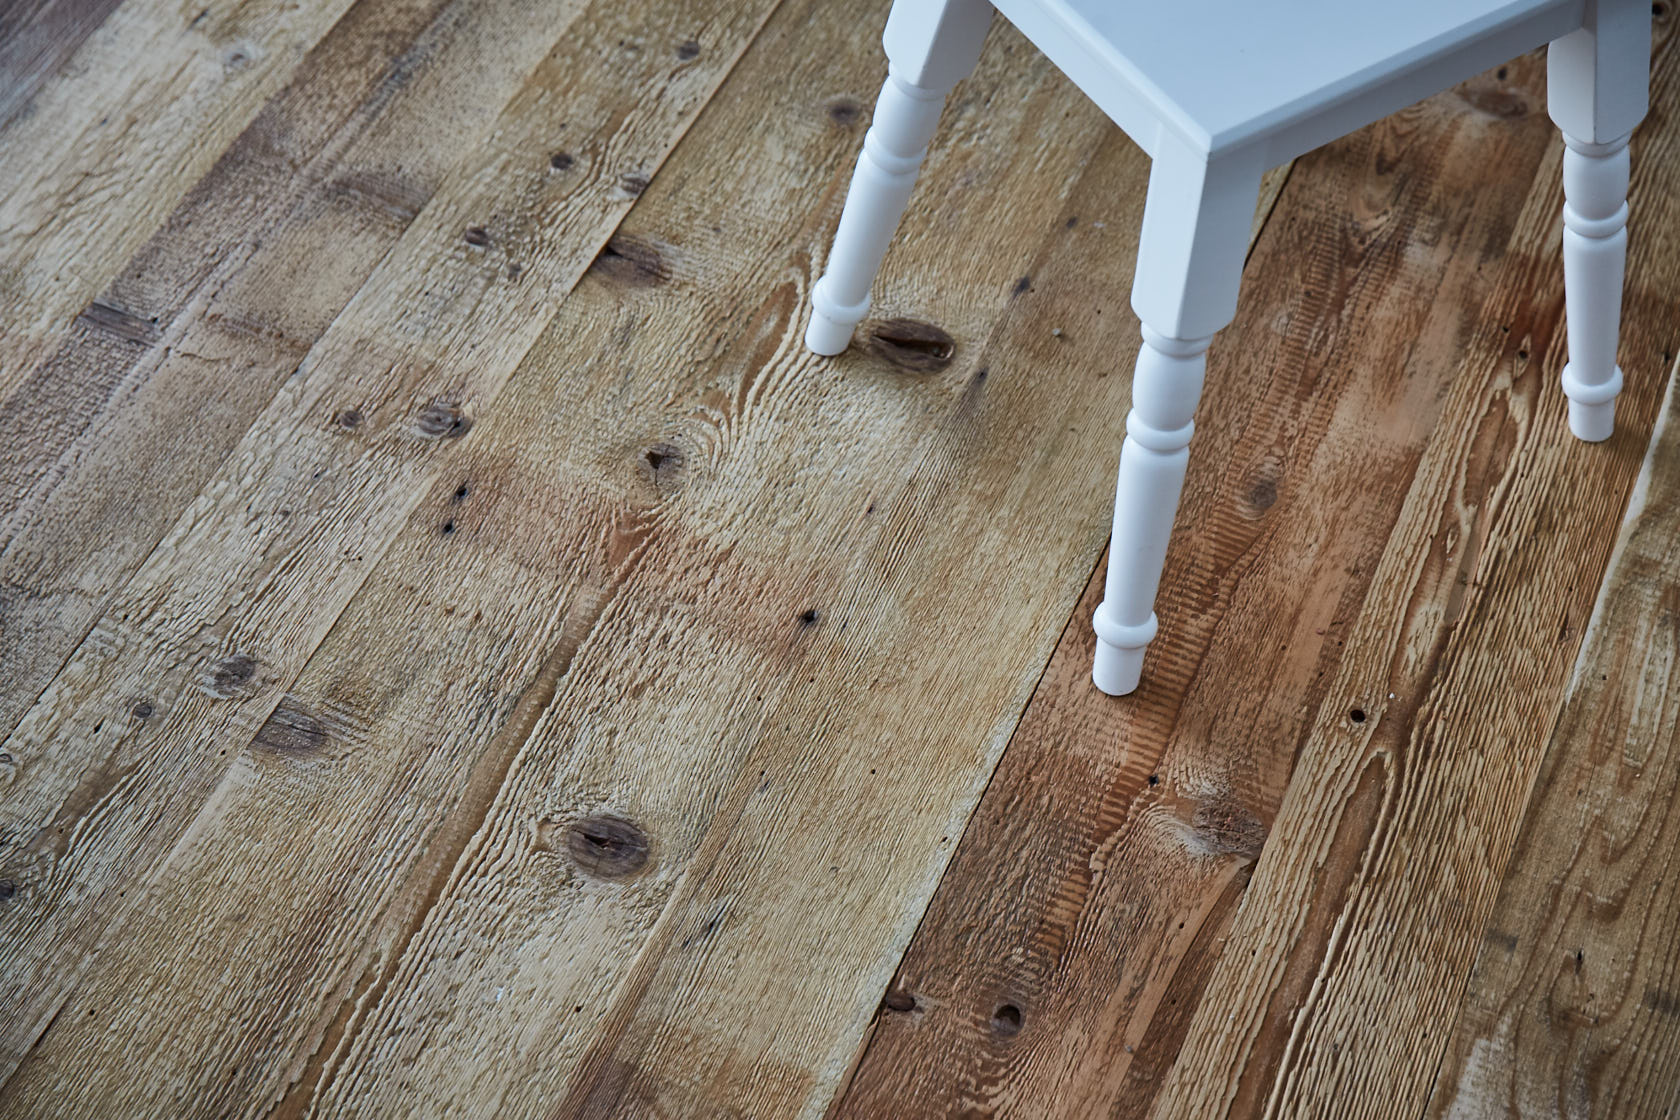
[0,0,126,128]
[0,0,359,396]
[832,52,1567,1120]
[0,5,1133,1115]
[1423,371,1680,1118]
[328,47,1124,1120]
[1147,23,1680,1120]
[0,0,582,755]
[0,0,777,1098]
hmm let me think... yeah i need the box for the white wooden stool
[807,0,1650,696]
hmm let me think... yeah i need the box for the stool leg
[1548,2,1650,441]
[806,0,991,355]
[1092,329,1210,694]
[1092,136,1263,696]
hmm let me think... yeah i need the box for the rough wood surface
[0,0,778,1096]
[3,0,1680,1116]
[1424,375,1680,1119]
[1148,18,1680,1118]
[0,0,361,396]
[0,0,585,759]
[834,50,1570,1120]
[0,0,126,128]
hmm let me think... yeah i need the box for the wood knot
[414,400,474,440]
[130,701,153,720]
[639,441,685,491]
[550,151,575,172]
[335,408,363,430]
[797,608,820,628]
[675,38,700,60]
[463,226,492,247]
[0,879,15,901]
[990,1002,1023,1036]
[825,96,863,127]
[1189,798,1267,862]
[590,235,668,286]
[253,699,328,755]
[203,654,259,699]
[556,815,649,878]
[1238,475,1279,519]
[618,172,651,197]
[882,989,916,1013]
[865,319,955,373]
[1460,87,1530,120]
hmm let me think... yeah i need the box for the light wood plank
[0,0,777,1094]
[160,13,1134,1117]
[3,5,1131,1114]
[1424,367,1680,1117]
[832,52,1568,1120]
[0,0,582,752]
[1147,25,1680,1120]
[0,0,358,397]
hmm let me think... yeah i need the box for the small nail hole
[991,1003,1023,1035]
[1350,708,1367,724]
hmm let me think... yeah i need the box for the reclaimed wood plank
[0,0,582,754]
[1424,370,1680,1118]
[0,0,127,128]
[832,51,1567,1120]
[1147,21,1680,1120]
[0,0,359,397]
[2,6,1133,1115]
[0,0,777,1096]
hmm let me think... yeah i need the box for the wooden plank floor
[2,1,1678,1116]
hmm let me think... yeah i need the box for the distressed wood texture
[0,0,366,396]
[1424,380,1680,1118]
[0,0,126,127]
[1147,17,1680,1120]
[834,47,1577,1120]
[0,0,779,1096]
[0,0,591,762]
[5,0,1680,1116]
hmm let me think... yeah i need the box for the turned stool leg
[806,0,991,355]
[1092,136,1263,696]
[1547,2,1650,442]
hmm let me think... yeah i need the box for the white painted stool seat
[807,0,1650,696]
[1000,0,1586,163]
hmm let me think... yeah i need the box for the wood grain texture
[0,0,363,396]
[833,51,1568,1120]
[0,5,1143,1115]
[0,0,583,765]
[5,0,1680,1116]
[287,14,1137,1118]
[1423,373,1680,1118]
[1148,18,1680,1119]
[0,0,126,128]
[0,0,776,1098]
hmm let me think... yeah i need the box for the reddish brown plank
[833,49,1593,1119]
[1421,383,1680,1116]
[1149,21,1680,1118]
